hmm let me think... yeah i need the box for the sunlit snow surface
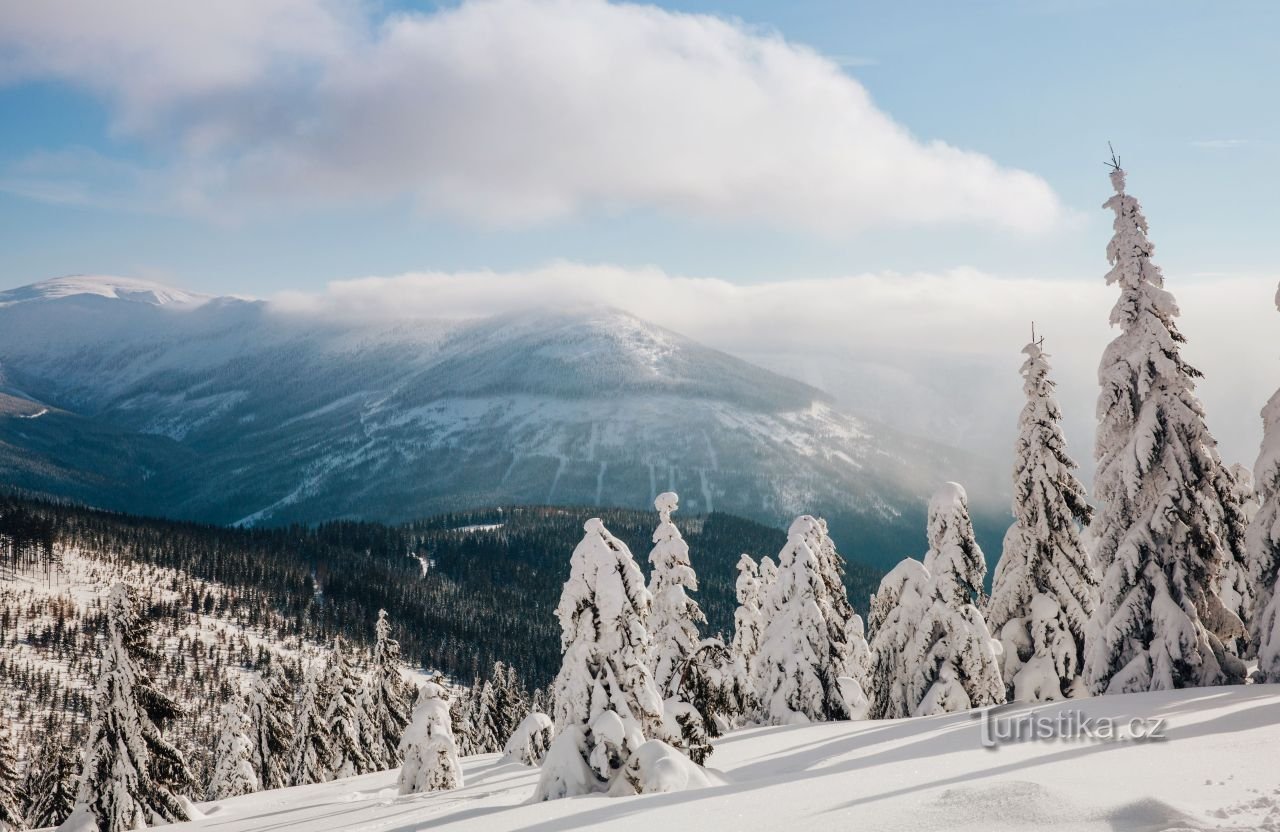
[175,687,1280,832]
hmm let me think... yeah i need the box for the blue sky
[0,0,1277,297]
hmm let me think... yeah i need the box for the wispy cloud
[1190,139,1250,149]
[0,0,1062,234]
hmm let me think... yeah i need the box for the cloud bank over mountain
[0,0,1061,232]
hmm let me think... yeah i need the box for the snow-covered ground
[175,686,1280,832]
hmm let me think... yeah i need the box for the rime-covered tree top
[924,483,986,606]
[647,492,706,697]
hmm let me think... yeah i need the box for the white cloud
[273,263,1280,474]
[0,0,1062,233]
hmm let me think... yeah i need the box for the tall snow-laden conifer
[1250,283,1280,682]
[867,558,932,719]
[398,682,463,794]
[647,492,706,698]
[0,722,22,832]
[288,660,332,786]
[534,518,669,800]
[755,517,851,724]
[987,335,1097,701]
[323,637,371,779]
[1085,162,1247,694]
[246,657,294,791]
[20,744,75,829]
[730,553,764,715]
[75,583,189,831]
[907,485,1005,715]
[207,696,259,800]
[365,610,412,770]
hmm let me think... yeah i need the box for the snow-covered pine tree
[1218,464,1260,657]
[450,687,479,758]
[75,583,189,830]
[471,679,502,754]
[118,589,194,818]
[20,744,75,829]
[1250,284,1280,682]
[0,722,22,832]
[647,492,707,698]
[908,484,1005,715]
[246,657,294,790]
[797,517,872,719]
[867,558,931,719]
[1085,162,1248,694]
[534,518,670,800]
[288,659,332,786]
[207,695,260,800]
[753,518,838,724]
[323,637,371,779]
[730,553,764,714]
[398,682,463,794]
[364,610,412,770]
[987,335,1098,701]
[644,492,715,759]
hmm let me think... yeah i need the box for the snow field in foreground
[173,685,1280,832]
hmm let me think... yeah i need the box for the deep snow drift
[168,685,1280,832]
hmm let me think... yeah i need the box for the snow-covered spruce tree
[986,335,1098,701]
[645,492,716,759]
[288,659,332,786]
[1218,464,1260,657]
[534,518,671,801]
[799,517,873,719]
[450,687,479,758]
[1250,284,1280,682]
[0,722,22,832]
[867,558,931,719]
[364,610,412,770]
[647,492,707,697]
[906,484,1005,715]
[754,516,871,723]
[207,695,259,800]
[1085,163,1248,694]
[730,553,764,715]
[398,682,463,794]
[754,518,839,724]
[472,680,501,754]
[246,657,294,790]
[75,583,189,830]
[21,745,75,829]
[323,637,371,779]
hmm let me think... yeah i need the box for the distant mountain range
[0,276,1008,567]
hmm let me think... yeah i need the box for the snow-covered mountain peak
[0,275,215,308]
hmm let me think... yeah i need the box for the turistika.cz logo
[974,705,1169,750]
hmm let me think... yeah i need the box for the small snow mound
[930,481,968,511]
[930,781,1083,825]
[1103,797,1199,830]
[654,491,679,514]
[583,517,606,533]
[609,740,723,796]
[787,514,819,537]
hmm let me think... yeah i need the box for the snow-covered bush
[987,336,1097,701]
[1085,164,1247,694]
[399,681,463,794]
[868,559,931,719]
[609,740,722,797]
[502,711,554,767]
